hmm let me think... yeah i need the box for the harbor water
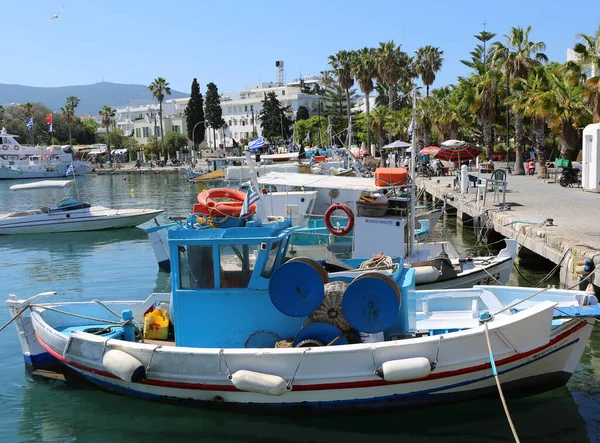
[0,173,599,442]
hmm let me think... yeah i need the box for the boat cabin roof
[258,172,395,191]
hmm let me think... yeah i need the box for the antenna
[275,61,285,86]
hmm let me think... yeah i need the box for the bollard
[460,165,469,194]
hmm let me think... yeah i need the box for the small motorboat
[0,180,164,234]
[6,215,598,413]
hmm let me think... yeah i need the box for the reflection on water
[0,175,596,442]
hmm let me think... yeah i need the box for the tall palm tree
[0,105,4,127]
[21,102,34,145]
[351,47,377,154]
[492,26,547,174]
[99,105,115,162]
[431,86,463,140]
[375,41,406,112]
[148,77,172,159]
[320,70,333,91]
[61,104,75,144]
[414,46,444,97]
[573,26,600,122]
[370,106,389,145]
[328,51,354,148]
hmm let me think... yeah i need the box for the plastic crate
[555,158,570,168]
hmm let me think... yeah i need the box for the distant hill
[0,82,188,115]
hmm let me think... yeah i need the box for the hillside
[0,82,188,115]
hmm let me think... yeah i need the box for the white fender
[413,266,442,284]
[376,357,432,382]
[102,349,146,383]
[230,370,287,396]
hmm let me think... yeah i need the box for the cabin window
[219,244,259,288]
[261,241,281,278]
[178,245,215,289]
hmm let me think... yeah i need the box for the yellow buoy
[130,189,135,196]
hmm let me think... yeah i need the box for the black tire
[559,176,570,188]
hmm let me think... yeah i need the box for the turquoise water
[0,174,598,442]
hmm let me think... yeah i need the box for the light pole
[192,120,205,160]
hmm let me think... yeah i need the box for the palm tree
[375,41,406,112]
[320,70,333,91]
[351,47,377,154]
[492,26,547,174]
[370,106,389,145]
[431,86,463,140]
[0,105,4,127]
[99,105,115,162]
[414,46,444,97]
[572,26,600,122]
[148,77,172,159]
[21,102,34,145]
[328,51,354,148]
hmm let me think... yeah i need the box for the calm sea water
[0,173,598,443]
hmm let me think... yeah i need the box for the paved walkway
[420,167,600,286]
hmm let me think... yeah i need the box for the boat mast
[409,86,417,255]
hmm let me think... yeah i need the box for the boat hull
[24,300,593,410]
[0,163,92,180]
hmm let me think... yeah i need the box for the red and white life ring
[195,188,257,217]
[1,145,8,151]
[324,203,354,236]
[14,146,19,151]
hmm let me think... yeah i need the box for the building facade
[567,48,598,79]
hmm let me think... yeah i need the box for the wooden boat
[6,216,598,411]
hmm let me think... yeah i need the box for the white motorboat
[0,180,164,234]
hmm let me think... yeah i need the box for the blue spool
[293,322,347,346]
[342,273,401,333]
[269,259,326,317]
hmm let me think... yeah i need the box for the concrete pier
[420,169,600,289]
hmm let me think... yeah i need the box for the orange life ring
[196,188,256,217]
[1,145,8,151]
[324,203,354,236]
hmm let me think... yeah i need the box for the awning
[381,140,411,149]
[258,172,393,191]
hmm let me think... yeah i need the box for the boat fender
[375,357,432,382]
[413,265,442,284]
[102,349,146,383]
[230,370,288,396]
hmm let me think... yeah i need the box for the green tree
[352,47,377,154]
[375,41,408,112]
[259,91,292,143]
[572,26,600,122]
[0,105,4,127]
[205,82,225,149]
[296,105,309,121]
[328,50,355,147]
[492,26,547,174]
[185,78,205,150]
[165,131,189,158]
[414,46,444,97]
[21,102,34,144]
[99,106,115,162]
[148,77,171,159]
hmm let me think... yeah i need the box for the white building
[567,48,597,79]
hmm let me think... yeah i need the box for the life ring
[196,188,256,217]
[324,203,354,236]
[14,146,19,151]
[1,145,8,151]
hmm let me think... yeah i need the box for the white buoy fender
[413,266,442,284]
[230,370,287,396]
[376,357,432,382]
[102,349,146,383]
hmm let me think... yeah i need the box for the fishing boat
[6,215,598,411]
[0,180,164,234]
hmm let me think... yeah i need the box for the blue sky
[3,0,598,94]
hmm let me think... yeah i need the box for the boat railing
[111,201,151,214]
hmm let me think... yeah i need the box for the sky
[2,0,598,95]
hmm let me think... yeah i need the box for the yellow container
[143,308,170,340]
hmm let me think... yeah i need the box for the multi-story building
[567,48,597,79]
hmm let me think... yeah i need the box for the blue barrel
[293,322,347,346]
[342,273,401,333]
[269,259,327,317]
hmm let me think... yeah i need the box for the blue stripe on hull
[24,352,62,371]
[79,370,572,412]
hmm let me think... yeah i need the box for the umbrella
[433,140,482,162]
[357,149,369,157]
[419,146,440,156]
[382,140,411,149]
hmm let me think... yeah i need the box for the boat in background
[6,213,598,412]
[0,180,163,234]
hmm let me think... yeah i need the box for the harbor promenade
[420,166,600,289]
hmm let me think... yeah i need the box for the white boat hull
[23,300,592,409]
[0,162,92,179]
[0,206,163,234]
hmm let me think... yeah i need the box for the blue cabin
[168,217,416,349]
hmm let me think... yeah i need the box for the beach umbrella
[419,146,440,156]
[382,140,411,149]
[358,149,369,157]
[433,140,482,162]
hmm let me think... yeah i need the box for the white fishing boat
[0,180,164,234]
[6,217,598,412]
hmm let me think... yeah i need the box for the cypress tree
[205,82,225,149]
[296,105,309,121]
[259,91,293,143]
[185,78,205,151]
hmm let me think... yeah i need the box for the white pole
[409,87,417,255]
